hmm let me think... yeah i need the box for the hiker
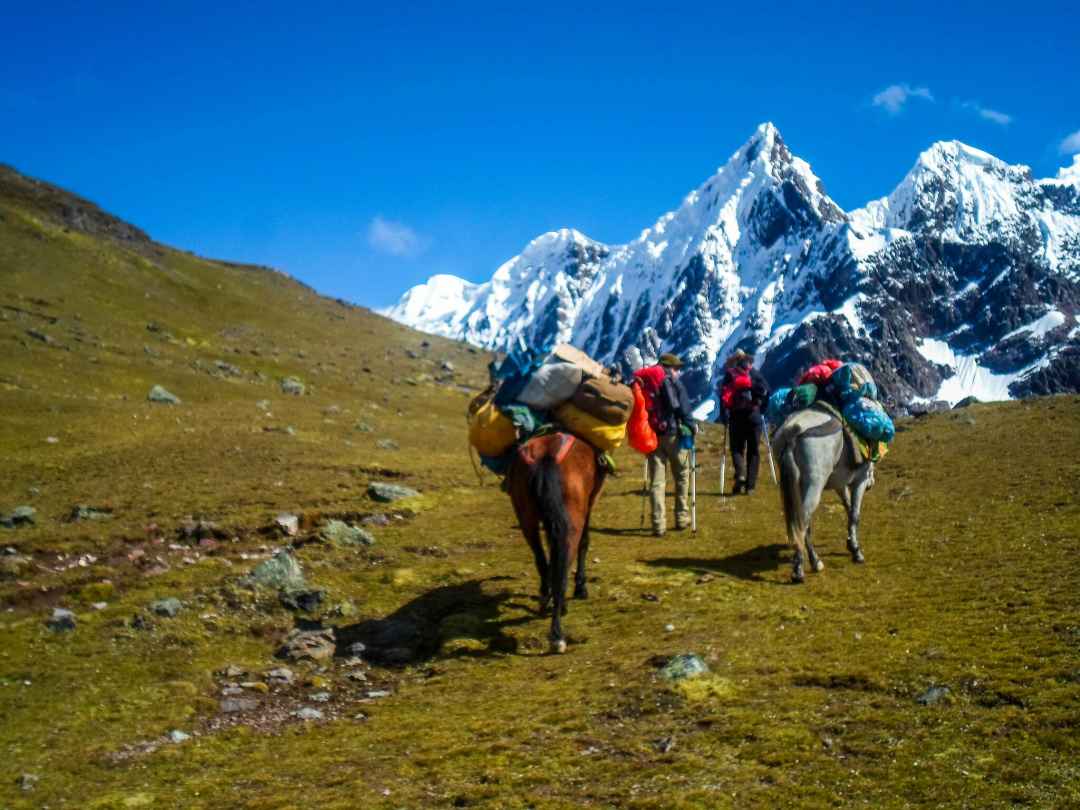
[717,349,770,495]
[634,353,695,536]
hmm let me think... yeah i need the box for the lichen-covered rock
[276,627,336,662]
[150,597,183,618]
[46,608,77,632]
[280,376,305,396]
[659,654,709,681]
[148,385,180,405]
[319,519,374,547]
[367,482,419,503]
[249,551,305,592]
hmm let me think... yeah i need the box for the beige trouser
[648,433,690,532]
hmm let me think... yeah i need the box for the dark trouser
[729,412,761,490]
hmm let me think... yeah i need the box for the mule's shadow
[334,577,536,665]
[646,543,789,583]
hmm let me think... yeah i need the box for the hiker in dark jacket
[634,353,695,536]
[717,349,770,495]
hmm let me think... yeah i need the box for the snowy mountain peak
[387,128,1080,408]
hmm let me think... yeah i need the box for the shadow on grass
[334,577,535,664]
[645,543,789,583]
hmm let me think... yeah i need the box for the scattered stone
[376,438,400,451]
[655,736,675,753]
[360,513,390,527]
[293,707,323,721]
[277,627,336,662]
[365,689,392,699]
[45,436,59,444]
[441,360,455,372]
[405,349,421,359]
[178,517,219,540]
[16,773,39,792]
[660,654,709,681]
[354,421,374,433]
[266,667,295,685]
[664,623,675,633]
[219,697,259,714]
[309,691,332,703]
[249,551,306,592]
[280,376,305,396]
[220,664,247,678]
[26,329,54,345]
[368,482,419,503]
[323,405,341,415]
[46,607,77,632]
[68,505,112,522]
[168,730,191,743]
[214,360,242,377]
[0,553,31,578]
[256,399,272,412]
[275,513,300,537]
[10,506,36,526]
[149,597,183,618]
[221,686,245,697]
[279,588,325,613]
[147,385,181,405]
[319,519,375,547]
[917,685,951,706]
[92,602,108,611]
[240,681,269,694]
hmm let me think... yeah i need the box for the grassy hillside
[1,166,1078,809]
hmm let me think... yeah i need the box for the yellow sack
[553,403,626,453]
[468,397,516,457]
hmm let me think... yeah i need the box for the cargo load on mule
[766,359,894,462]
[467,340,635,474]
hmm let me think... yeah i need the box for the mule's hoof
[852,552,865,564]
[791,570,805,584]
[550,639,568,654]
[813,559,825,573]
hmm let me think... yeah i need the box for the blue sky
[3,1,1078,308]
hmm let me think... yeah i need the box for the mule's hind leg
[780,446,812,584]
[842,479,869,564]
[804,524,824,573]
[522,514,550,610]
[573,516,591,600]
[793,477,826,582]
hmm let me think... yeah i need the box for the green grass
[1,166,1078,808]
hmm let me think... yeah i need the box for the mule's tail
[530,457,570,582]
[773,426,805,547]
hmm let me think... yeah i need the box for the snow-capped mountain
[387,124,1080,409]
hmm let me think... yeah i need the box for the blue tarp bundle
[767,387,792,425]
[842,396,895,443]
[827,362,879,405]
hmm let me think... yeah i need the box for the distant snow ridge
[386,124,1080,408]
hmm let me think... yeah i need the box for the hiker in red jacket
[717,349,770,495]
[634,353,694,537]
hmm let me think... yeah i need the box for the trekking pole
[720,423,729,496]
[690,444,697,534]
[762,421,778,485]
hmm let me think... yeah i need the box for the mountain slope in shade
[389,125,1080,409]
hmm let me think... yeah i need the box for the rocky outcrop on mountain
[388,127,1080,409]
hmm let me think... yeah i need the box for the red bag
[627,381,658,455]
[798,358,843,386]
[823,358,843,371]
[720,368,752,410]
[633,365,667,434]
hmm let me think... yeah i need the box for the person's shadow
[645,543,789,583]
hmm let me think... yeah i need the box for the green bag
[787,383,818,411]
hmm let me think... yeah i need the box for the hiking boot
[731,481,745,496]
[674,521,690,531]
[652,527,666,538]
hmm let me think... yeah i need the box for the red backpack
[721,367,753,411]
[633,365,669,433]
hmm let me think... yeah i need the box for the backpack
[633,365,673,434]
[721,367,754,411]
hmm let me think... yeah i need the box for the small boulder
[659,654,709,681]
[367,482,419,503]
[277,627,336,662]
[150,597,183,618]
[168,730,191,743]
[275,513,300,537]
[16,773,39,792]
[441,360,455,372]
[67,505,113,522]
[46,607,77,632]
[293,707,323,721]
[148,385,181,405]
[219,697,259,714]
[917,685,951,706]
[10,506,36,526]
[266,667,295,685]
[319,519,375,547]
[249,551,306,592]
[280,376,305,396]
[375,438,400,451]
[256,399,272,412]
[0,553,32,578]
